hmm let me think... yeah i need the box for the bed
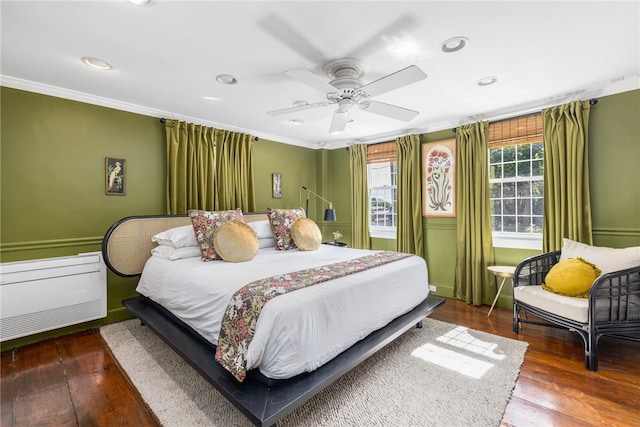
[102,213,445,426]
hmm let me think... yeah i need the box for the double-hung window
[488,113,544,250]
[367,142,397,239]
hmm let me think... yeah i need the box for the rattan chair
[513,250,640,371]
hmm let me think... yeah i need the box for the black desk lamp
[300,186,337,221]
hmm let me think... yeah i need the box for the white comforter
[136,245,429,379]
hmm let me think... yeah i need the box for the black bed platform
[122,294,445,427]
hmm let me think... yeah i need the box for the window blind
[367,141,396,164]
[488,113,542,148]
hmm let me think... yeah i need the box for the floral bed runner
[215,251,413,381]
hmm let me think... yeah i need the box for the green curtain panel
[396,135,424,257]
[542,100,593,251]
[164,120,217,214]
[214,130,256,212]
[454,121,495,305]
[349,144,371,249]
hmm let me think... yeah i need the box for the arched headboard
[102,213,268,277]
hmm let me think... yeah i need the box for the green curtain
[454,121,495,305]
[349,144,370,249]
[214,130,256,212]
[396,135,424,256]
[164,119,216,214]
[542,100,593,251]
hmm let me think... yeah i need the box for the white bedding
[136,245,429,380]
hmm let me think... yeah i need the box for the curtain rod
[452,98,598,133]
[158,117,259,141]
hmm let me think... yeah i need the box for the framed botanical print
[106,157,126,195]
[422,139,456,217]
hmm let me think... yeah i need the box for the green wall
[325,91,640,307]
[0,87,319,349]
[2,86,638,349]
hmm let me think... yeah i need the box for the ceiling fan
[267,58,427,134]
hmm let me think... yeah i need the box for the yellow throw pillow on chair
[541,257,602,298]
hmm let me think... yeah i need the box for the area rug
[101,318,527,427]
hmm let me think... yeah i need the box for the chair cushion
[291,218,322,251]
[541,258,601,298]
[560,238,640,274]
[514,286,589,323]
[213,220,259,262]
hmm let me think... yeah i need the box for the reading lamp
[300,186,337,221]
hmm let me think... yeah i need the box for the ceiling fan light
[441,37,468,53]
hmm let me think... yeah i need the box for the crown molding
[3,74,637,151]
[0,75,317,149]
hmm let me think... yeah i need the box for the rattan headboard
[102,213,269,277]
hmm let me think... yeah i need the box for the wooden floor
[1,298,639,427]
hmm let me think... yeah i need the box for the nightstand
[323,241,347,247]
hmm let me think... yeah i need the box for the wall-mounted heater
[0,252,107,342]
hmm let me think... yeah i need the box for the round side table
[487,265,516,317]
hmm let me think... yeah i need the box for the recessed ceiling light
[216,74,237,85]
[441,37,468,53]
[202,96,221,101]
[289,119,304,125]
[81,56,112,70]
[127,0,154,6]
[477,76,498,86]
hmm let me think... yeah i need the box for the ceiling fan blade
[267,101,330,116]
[285,69,338,94]
[329,109,349,134]
[358,65,427,98]
[257,15,327,64]
[345,15,419,59]
[359,100,419,122]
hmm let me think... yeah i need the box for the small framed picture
[272,173,282,199]
[106,157,126,195]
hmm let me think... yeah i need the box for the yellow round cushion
[213,221,259,262]
[291,218,322,251]
[541,257,602,298]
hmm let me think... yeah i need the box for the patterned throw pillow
[266,207,306,251]
[188,209,243,261]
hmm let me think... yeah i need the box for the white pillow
[258,237,275,249]
[560,238,640,274]
[248,220,273,239]
[151,225,197,248]
[151,245,201,260]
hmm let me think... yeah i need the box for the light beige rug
[101,317,527,427]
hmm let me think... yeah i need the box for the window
[488,114,543,249]
[367,142,397,239]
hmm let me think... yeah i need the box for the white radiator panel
[0,252,107,342]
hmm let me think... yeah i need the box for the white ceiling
[2,1,639,149]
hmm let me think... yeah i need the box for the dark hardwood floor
[1,298,639,426]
